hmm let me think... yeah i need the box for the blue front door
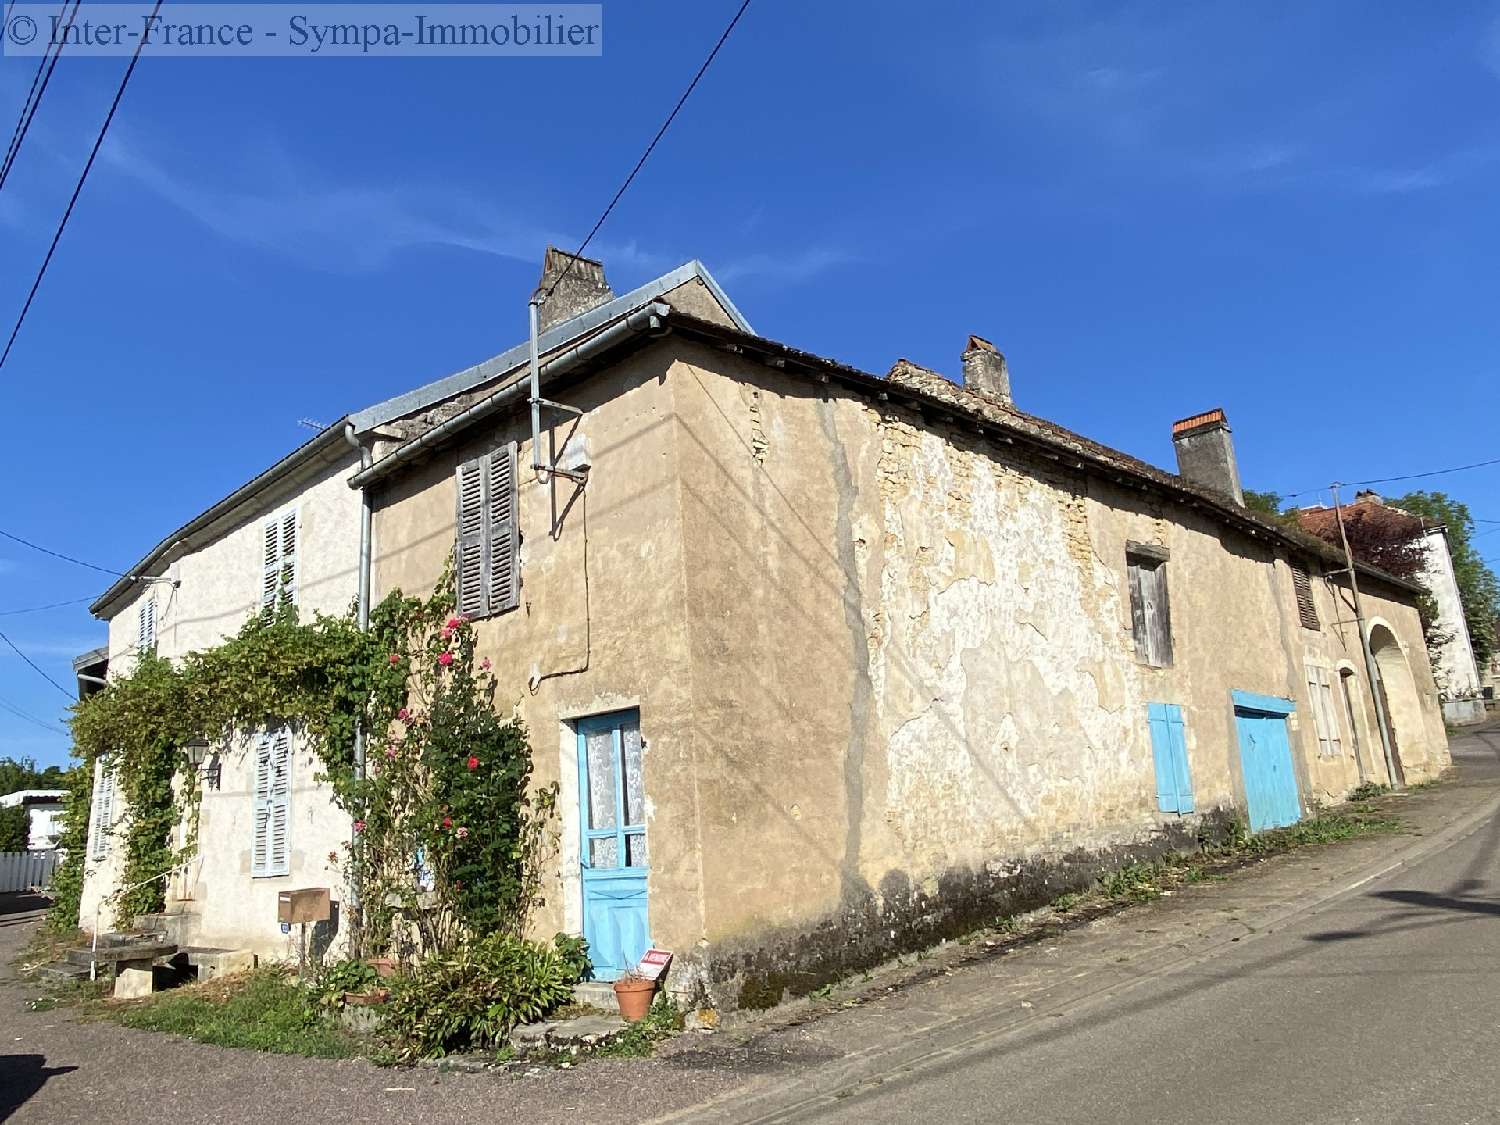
[578,710,649,981]
[1232,692,1302,831]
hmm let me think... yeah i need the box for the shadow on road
[0,894,50,920]
[0,1054,77,1122]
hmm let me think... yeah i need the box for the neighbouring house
[352,257,1448,1010]
[79,247,1449,1011]
[1296,492,1486,725]
[75,254,751,961]
[0,789,67,850]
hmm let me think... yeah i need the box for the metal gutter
[89,420,355,619]
[349,303,670,490]
[347,262,749,434]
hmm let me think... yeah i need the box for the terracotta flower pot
[366,957,397,979]
[344,987,390,1007]
[613,976,656,1022]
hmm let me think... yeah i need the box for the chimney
[532,246,615,333]
[961,335,1011,405]
[1171,408,1244,505]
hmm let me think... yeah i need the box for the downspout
[529,298,545,481]
[342,423,373,922]
[1332,483,1402,790]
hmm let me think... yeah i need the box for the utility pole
[1332,483,1403,790]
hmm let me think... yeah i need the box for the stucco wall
[80,453,362,959]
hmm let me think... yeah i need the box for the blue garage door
[1232,691,1302,832]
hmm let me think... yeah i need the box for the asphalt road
[736,728,1500,1125]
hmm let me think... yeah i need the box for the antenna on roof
[297,418,327,432]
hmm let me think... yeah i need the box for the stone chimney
[961,335,1011,405]
[1171,408,1244,506]
[532,246,615,333]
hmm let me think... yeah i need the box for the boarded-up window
[1127,549,1173,667]
[1306,664,1343,757]
[137,597,155,654]
[261,509,299,615]
[89,760,116,861]
[252,728,292,878]
[455,443,519,619]
[1292,564,1319,630]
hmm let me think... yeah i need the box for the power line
[0,527,128,577]
[0,0,165,373]
[0,595,95,616]
[0,0,83,193]
[0,624,74,698]
[1282,454,1500,500]
[0,692,68,737]
[537,0,752,307]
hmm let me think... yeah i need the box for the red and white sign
[636,948,673,981]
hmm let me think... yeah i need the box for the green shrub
[0,804,28,852]
[383,932,588,1058]
[307,958,381,1011]
[551,932,591,981]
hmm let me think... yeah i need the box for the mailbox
[277,887,332,925]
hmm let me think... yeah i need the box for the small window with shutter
[261,509,299,616]
[252,727,292,877]
[1305,664,1343,757]
[89,760,116,861]
[1292,563,1319,630]
[137,597,156,654]
[454,443,520,619]
[1126,545,1173,667]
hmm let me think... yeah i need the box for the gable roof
[352,304,1423,598]
[347,260,750,433]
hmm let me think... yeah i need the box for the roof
[361,304,1424,597]
[72,646,108,675]
[0,790,67,807]
[91,259,749,621]
[1296,497,1432,543]
[348,260,751,433]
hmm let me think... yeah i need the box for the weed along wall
[368,331,1449,1015]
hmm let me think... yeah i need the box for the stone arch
[1368,618,1426,784]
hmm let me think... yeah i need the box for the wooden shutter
[1148,703,1194,814]
[252,733,271,876]
[137,597,155,653]
[1129,555,1173,667]
[1292,565,1319,630]
[1307,665,1342,756]
[262,518,281,612]
[90,761,115,860]
[455,457,486,618]
[488,443,519,614]
[279,510,298,609]
[267,727,292,876]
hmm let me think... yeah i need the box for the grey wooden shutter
[280,510,298,609]
[1147,563,1173,665]
[1292,565,1319,630]
[1128,555,1173,666]
[455,457,487,618]
[261,517,282,613]
[488,443,519,613]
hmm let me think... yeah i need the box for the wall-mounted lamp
[183,739,211,767]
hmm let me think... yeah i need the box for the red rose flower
[438,651,453,667]
[442,816,453,829]
[466,756,479,770]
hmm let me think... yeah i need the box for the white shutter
[455,457,487,618]
[280,509,298,611]
[261,518,282,612]
[90,761,115,860]
[488,443,519,613]
[251,733,272,876]
[267,727,292,876]
[137,598,155,653]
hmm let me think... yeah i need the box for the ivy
[45,760,93,931]
[63,573,554,957]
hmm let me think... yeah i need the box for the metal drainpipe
[342,424,373,921]
[528,298,545,481]
[1332,483,1401,790]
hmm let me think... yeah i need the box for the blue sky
[3,0,1500,769]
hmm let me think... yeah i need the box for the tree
[1244,489,1285,516]
[0,756,63,797]
[1390,491,1500,667]
[0,804,29,852]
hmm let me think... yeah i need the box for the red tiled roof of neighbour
[1296,497,1427,544]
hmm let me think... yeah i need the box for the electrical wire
[1282,454,1500,501]
[0,624,74,698]
[0,692,68,736]
[535,0,752,306]
[0,0,165,372]
[0,0,83,193]
[0,595,95,616]
[0,527,129,576]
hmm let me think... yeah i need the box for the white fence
[0,849,60,893]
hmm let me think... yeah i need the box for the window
[137,597,156,654]
[455,443,519,619]
[1147,702,1194,814]
[1306,664,1343,757]
[1127,545,1173,667]
[261,509,299,615]
[89,761,116,860]
[252,728,292,877]
[1292,563,1319,630]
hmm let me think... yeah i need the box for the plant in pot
[612,970,657,1022]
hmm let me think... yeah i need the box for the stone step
[572,980,616,1010]
[181,947,255,978]
[135,912,195,943]
[66,939,177,969]
[35,961,89,984]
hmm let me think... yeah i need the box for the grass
[104,967,360,1058]
[593,995,684,1058]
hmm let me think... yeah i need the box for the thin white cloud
[7,635,104,657]
[715,246,856,285]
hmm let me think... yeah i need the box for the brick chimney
[532,246,615,333]
[1171,408,1244,506]
[961,335,1011,405]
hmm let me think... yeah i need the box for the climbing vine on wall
[64,574,554,948]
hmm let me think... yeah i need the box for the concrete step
[572,980,617,1010]
[35,961,89,984]
[67,938,177,969]
[181,947,255,978]
[135,912,195,944]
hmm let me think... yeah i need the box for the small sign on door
[636,948,672,981]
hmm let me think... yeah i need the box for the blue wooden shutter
[1149,703,1194,814]
[1166,705,1194,813]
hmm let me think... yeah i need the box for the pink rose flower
[466,756,479,770]
[384,746,397,759]
[438,651,453,667]
[479,657,491,671]
[353,820,365,833]
[397,707,410,722]
[456,826,469,839]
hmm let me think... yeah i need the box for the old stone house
[79,248,1448,1010]
[354,254,1448,1008]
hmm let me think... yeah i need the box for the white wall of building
[1418,526,1485,724]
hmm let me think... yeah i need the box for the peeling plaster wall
[79,455,362,958]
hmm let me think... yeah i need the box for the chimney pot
[961,335,1011,405]
[532,246,615,333]
[1171,408,1244,506]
